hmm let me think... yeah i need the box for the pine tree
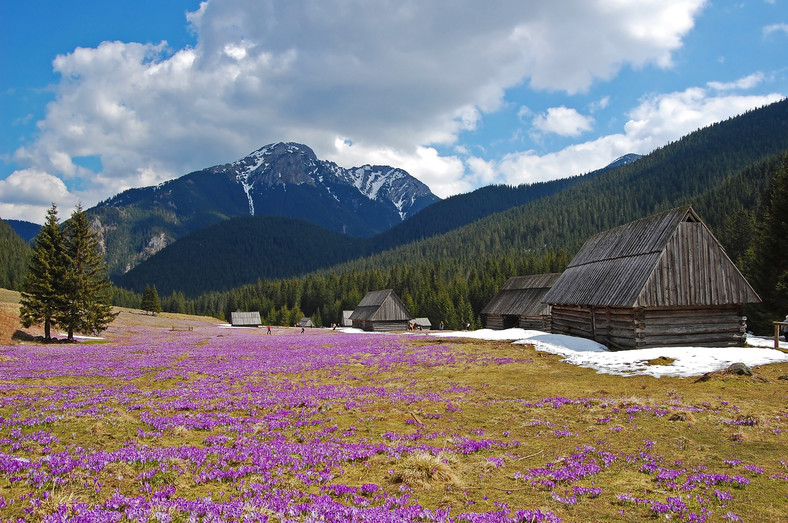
[141,284,162,315]
[58,204,117,341]
[141,284,153,314]
[19,204,66,340]
[149,285,162,315]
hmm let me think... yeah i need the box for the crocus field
[0,308,786,522]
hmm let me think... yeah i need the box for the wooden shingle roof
[349,289,412,321]
[481,273,561,316]
[231,311,262,326]
[543,206,761,308]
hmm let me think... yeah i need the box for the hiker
[267,325,272,335]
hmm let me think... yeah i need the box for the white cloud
[0,169,76,222]
[763,23,788,38]
[491,88,784,186]
[532,106,594,137]
[707,72,765,91]
[3,0,709,218]
[589,96,610,113]
[328,138,469,198]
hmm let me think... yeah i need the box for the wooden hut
[350,289,413,332]
[411,317,432,330]
[542,206,761,349]
[341,310,353,327]
[231,311,262,327]
[298,317,315,328]
[481,273,561,331]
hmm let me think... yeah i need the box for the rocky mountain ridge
[88,142,440,276]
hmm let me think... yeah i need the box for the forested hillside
[114,216,367,296]
[0,220,30,291]
[112,99,788,332]
[343,100,788,274]
[4,219,40,243]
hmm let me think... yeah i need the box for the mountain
[4,219,41,243]
[88,142,440,276]
[604,153,642,169]
[114,153,645,296]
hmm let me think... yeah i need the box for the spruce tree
[19,204,66,340]
[141,284,153,314]
[143,284,162,315]
[58,204,117,341]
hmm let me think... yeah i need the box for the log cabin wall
[550,306,594,340]
[518,315,552,331]
[552,305,746,349]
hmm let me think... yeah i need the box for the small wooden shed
[481,273,561,331]
[341,310,353,327]
[350,289,413,332]
[542,206,761,349]
[411,317,432,330]
[231,311,262,327]
[298,317,315,328]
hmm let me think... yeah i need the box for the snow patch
[429,329,788,378]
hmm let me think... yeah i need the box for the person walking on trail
[301,325,305,334]
[267,325,272,335]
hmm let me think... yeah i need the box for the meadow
[0,304,786,522]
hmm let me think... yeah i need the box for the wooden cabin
[542,206,761,349]
[481,273,561,331]
[341,310,353,327]
[350,289,413,332]
[298,317,315,328]
[231,311,262,327]
[411,317,432,330]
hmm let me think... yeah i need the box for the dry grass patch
[390,451,463,489]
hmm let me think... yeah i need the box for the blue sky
[1,0,787,223]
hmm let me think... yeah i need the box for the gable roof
[349,289,412,321]
[543,206,760,308]
[481,273,561,316]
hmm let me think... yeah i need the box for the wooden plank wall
[639,306,746,347]
[374,297,411,321]
[638,222,759,307]
[483,314,536,330]
[353,320,410,332]
[518,315,551,332]
[551,306,595,340]
[551,305,747,349]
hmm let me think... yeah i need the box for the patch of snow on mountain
[350,167,390,201]
[241,179,255,216]
[325,186,340,202]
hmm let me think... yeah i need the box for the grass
[0,299,786,521]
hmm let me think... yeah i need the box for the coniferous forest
[0,219,30,291]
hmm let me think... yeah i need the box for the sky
[431,328,788,378]
[1,1,787,224]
